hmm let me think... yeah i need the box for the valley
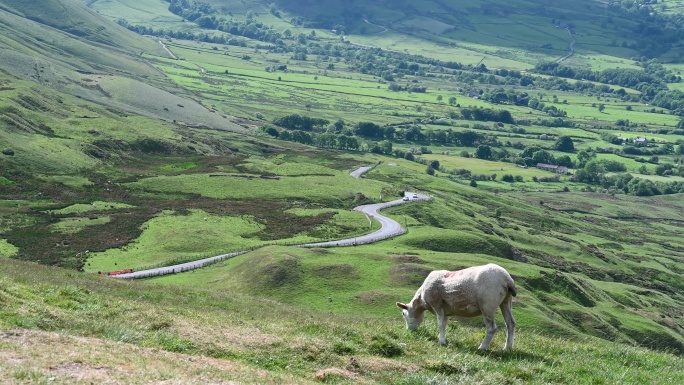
[0,0,683,383]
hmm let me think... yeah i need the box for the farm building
[634,137,648,146]
[536,163,568,174]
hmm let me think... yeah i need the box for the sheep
[396,263,517,350]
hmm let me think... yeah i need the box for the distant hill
[0,0,161,68]
[0,0,245,151]
[274,0,682,61]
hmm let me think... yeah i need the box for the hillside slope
[0,0,245,138]
[164,0,677,65]
[1,258,682,384]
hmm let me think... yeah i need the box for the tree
[470,179,478,187]
[426,166,436,176]
[260,125,279,137]
[583,160,606,183]
[448,96,457,105]
[475,145,492,160]
[369,140,393,155]
[532,150,555,165]
[554,136,575,152]
[379,140,393,155]
[598,103,605,112]
[576,150,595,168]
[355,122,383,137]
[429,160,440,170]
[556,154,574,168]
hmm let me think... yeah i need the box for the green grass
[0,238,18,257]
[2,258,683,384]
[126,168,388,201]
[84,209,266,273]
[48,201,135,215]
[50,216,112,234]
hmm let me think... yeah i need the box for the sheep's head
[396,302,424,331]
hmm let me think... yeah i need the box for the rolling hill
[0,0,246,147]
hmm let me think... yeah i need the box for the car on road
[403,197,409,201]
[413,194,418,198]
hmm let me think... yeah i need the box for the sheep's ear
[396,302,408,310]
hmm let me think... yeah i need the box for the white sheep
[396,263,517,350]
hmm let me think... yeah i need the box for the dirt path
[158,40,177,59]
[556,28,575,64]
[363,19,388,33]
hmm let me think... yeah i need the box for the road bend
[113,168,428,279]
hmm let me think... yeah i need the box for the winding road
[556,27,575,64]
[113,168,428,279]
[350,166,372,178]
[299,191,428,248]
[158,40,177,59]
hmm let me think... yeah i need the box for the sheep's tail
[508,277,517,297]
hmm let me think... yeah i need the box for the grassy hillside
[1,258,682,384]
[269,0,645,66]
[0,0,247,134]
[0,0,161,75]
[1,0,683,379]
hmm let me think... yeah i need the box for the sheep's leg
[434,308,448,345]
[500,296,516,350]
[478,314,497,350]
